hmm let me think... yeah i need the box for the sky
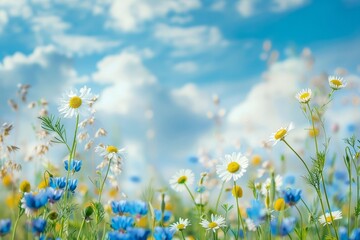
[0,0,360,194]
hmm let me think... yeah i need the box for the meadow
[0,76,359,240]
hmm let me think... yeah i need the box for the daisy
[96,144,125,162]
[169,169,194,192]
[269,123,294,146]
[295,88,312,103]
[260,175,283,196]
[169,218,191,232]
[318,210,342,226]
[328,76,346,90]
[216,152,249,182]
[200,214,226,232]
[58,86,95,118]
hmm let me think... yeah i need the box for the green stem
[295,205,303,239]
[76,218,86,240]
[282,139,311,175]
[321,173,339,239]
[180,231,186,240]
[234,181,246,240]
[215,181,225,213]
[348,162,352,236]
[98,158,112,203]
[11,213,21,240]
[307,103,319,154]
[301,199,321,240]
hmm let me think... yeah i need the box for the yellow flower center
[106,145,118,153]
[177,176,187,184]
[232,185,243,198]
[325,216,333,223]
[227,162,240,173]
[20,180,31,193]
[274,129,287,140]
[330,79,342,87]
[274,198,285,211]
[208,222,218,229]
[300,92,310,100]
[251,155,262,165]
[177,223,185,230]
[69,96,82,109]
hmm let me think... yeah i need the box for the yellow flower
[2,175,12,187]
[20,180,31,192]
[5,193,21,208]
[38,180,48,189]
[251,155,262,166]
[328,76,346,90]
[295,88,312,103]
[309,128,319,137]
[108,187,118,198]
[274,198,285,211]
[232,185,243,198]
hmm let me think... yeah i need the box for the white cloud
[236,0,307,17]
[51,35,121,57]
[0,45,87,100]
[225,58,308,146]
[93,49,157,114]
[0,0,32,19]
[0,11,8,33]
[170,15,193,24]
[211,0,226,11]
[32,15,70,34]
[154,24,228,56]
[236,0,257,17]
[173,61,198,74]
[271,0,308,12]
[171,83,211,115]
[106,0,201,32]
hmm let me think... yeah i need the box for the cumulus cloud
[171,83,211,115]
[154,24,228,56]
[106,0,201,32]
[236,0,307,17]
[224,58,309,147]
[0,45,87,102]
[0,11,8,33]
[173,61,198,74]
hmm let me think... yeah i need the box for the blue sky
[0,0,360,192]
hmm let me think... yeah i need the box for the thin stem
[180,231,186,240]
[215,181,225,213]
[11,213,21,240]
[321,173,339,239]
[307,103,319,154]
[295,205,303,239]
[184,183,200,218]
[282,139,311,175]
[76,218,86,240]
[98,158,112,203]
[234,181,246,240]
[301,199,321,240]
[348,162,352,236]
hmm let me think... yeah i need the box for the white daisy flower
[58,86,95,118]
[295,88,312,103]
[200,214,226,232]
[318,210,342,226]
[95,144,125,174]
[216,152,249,182]
[260,175,283,196]
[169,169,194,192]
[328,76,346,90]
[169,218,191,232]
[269,123,294,146]
[95,144,125,161]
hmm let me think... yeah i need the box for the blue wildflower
[32,218,47,235]
[127,228,151,240]
[188,156,198,164]
[46,187,63,203]
[68,179,78,192]
[283,188,301,206]
[0,219,11,236]
[283,175,295,186]
[270,217,296,236]
[246,200,266,226]
[21,191,48,215]
[128,201,148,216]
[351,228,360,240]
[108,231,131,240]
[49,177,66,189]
[64,159,82,172]
[111,216,134,231]
[339,226,348,240]
[154,227,175,240]
[111,200,129,215]
[130,176,141,183]
[155,209,172,222]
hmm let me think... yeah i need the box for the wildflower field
[1,1,360,240]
